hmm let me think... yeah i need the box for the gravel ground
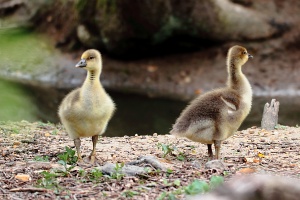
[1,121,300,199]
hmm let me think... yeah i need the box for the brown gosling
[58,49,115,164]
[170,45,253,159]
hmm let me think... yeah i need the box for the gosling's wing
[220,90,240,111]
[170,88,241,135]
[170,90,224,135]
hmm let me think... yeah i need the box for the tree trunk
[261,99,280,130]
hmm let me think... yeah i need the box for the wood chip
[15,174,31,182]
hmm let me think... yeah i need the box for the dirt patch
[1,121,300,199]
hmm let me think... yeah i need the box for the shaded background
[0,0,299,136]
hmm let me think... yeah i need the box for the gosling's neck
[83,69,101,85]
[81,69,103,96]
[226,59,251,95]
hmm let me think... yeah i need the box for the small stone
[191,161,201,169]
[205,160,226,171]
[153,133,158,137]
[135,134,138,137]
[248,130,255,134]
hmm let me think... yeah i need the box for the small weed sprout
[34,155,49,162]
[157,143,176,157]
[122,190,139,198]
[36,171,61,194]
[110,163,125,180]
[89,168,103,182]
[157,176,224,199]
[57,146,78,174]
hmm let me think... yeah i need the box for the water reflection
[0,79,38,121]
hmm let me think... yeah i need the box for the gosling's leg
[214,140,222,160]
[207,144,213,159]
[74,138,83,162]
[89,135,99,164]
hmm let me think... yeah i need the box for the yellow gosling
[58,49,115,163]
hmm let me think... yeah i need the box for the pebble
[205,160,226,171]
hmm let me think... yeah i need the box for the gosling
[58,49,115,163]
[170,45,253,159]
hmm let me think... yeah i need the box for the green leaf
[184,179,209,195]
[57,160,66,166]
[173,179,181,187]
[34,156,49,162]
[209,176,224,189]
[157,192,167,200]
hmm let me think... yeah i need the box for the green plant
[176,152,185,161]
[157,143,176,157]
[110,163,125,180]
[166,168,173,175]
[157,191,177,200]
[157,176,224,199]
[57,146,78,174]
[122,190,139,198]
[34,155,49,162]
[36,171,61,193]
[209,176,224,190]
[184,179,209,195]
[51,129,58,135]
[12,127,20,134]
[89,168,103,182]
[58,146,78,165]
[78,169,86,177]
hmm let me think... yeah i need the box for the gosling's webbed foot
[82,154,101,165]
[77,159,93,168]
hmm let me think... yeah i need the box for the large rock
[75,0,286,57]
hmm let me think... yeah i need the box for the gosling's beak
[75,59,87,68]
[248,53,253,59]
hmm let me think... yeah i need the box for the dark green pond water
[0,79,299,137]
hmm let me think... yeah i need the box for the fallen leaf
[258,152,265,158]
[194,89,202,95]
[191,149,197,155]
[15,174,31,182]
[147,65,158,72]
[237,168,256,174]
[13,141,21,146]
[45,133,51,137]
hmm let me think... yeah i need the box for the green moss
[153,16,182,44]
[0,28,56,74]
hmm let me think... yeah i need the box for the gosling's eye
[243,51,247,55]
[89,56,95,60]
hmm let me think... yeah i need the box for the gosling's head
[75,49,102,71]
[227,45,253,66]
